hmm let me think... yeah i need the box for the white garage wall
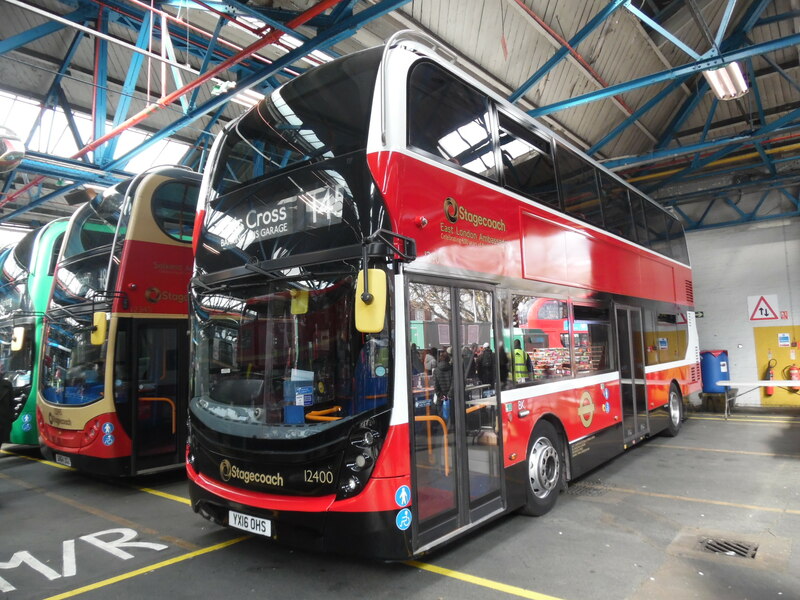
[686,218,800,406]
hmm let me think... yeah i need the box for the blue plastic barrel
[700,350,730,393]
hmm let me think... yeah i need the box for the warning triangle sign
[750,296,778,320]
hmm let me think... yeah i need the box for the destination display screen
[215,180,344,249]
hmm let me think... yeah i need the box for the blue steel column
[0,27,88,200]
[103,11,153,162]
[189,16,227,112]
[108,0,411,171]
[93,7,109,164]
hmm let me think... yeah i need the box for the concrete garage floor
[2,409,799,600]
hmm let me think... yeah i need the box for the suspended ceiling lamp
[703,61,749,101]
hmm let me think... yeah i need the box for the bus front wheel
[663,383,683,437]
[520,420,564,516]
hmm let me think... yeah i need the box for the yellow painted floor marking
[137,486,192,505]
[42,535,249,600]
[584,483,800,516]
[405,560,566,600]
[1,447,75,470]
[1,447,192,505]
[650,443,800,460]
[688,415,800,425]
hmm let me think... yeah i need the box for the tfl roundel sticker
[578,391,595,428]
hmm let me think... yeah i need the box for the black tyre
[663,383,683,437]
[519,420,564,516]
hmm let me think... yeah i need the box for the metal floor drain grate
[567,480,609,497]
[700,537,759,558]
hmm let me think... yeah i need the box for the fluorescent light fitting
[703,61,748,101]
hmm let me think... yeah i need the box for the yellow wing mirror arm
[360,244,375,306]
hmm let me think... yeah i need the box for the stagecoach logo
[444,197,459,224]
[220,458,232,481]
[442,197,507,232]
[48,411,72,427]
[219,458,285,487]
[145,287,188,304]
[578,391,595,428]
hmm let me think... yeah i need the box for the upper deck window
[210,48,382,196]
[666,214,690,265]
[152,181,199,243]
[498,112,559,211]
[63,181,129,262]
[599,172,636,242]
[557,145,603,229]
[643,200,670,256]
[408,61,497,181]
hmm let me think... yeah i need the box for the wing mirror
[10,326,24,352]
[290,289,309,315]
[90,312,108,345]
[355,269,387,333]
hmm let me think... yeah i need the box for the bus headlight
[337,423,380,499]
[186,417,196,466]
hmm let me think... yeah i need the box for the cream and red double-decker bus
[186,31,700,559]
[37,166,200,476]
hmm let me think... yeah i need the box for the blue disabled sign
[395,485,410,507]
[396,508,412,531]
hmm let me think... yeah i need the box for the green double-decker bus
[0,219,68,445]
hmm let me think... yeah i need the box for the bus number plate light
[228,510,272,537]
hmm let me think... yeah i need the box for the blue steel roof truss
[514,0,800,230]
[0,0,411,223]
[0,0,797,231]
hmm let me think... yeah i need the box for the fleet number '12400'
[304,469,334,484]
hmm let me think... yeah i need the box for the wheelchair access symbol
[396,508,412,531]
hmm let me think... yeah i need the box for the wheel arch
[670,378,686,419]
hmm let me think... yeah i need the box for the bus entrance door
[408,281,504,551]
[615,306,649,443]
[131,319,189,473]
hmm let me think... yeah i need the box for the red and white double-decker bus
[186,31,701,559]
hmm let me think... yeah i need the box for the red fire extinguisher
[766,359,777,396]
[787,364,800,392]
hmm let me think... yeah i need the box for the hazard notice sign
[747,295,779,321]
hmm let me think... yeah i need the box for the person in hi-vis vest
[513,339,533,382]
